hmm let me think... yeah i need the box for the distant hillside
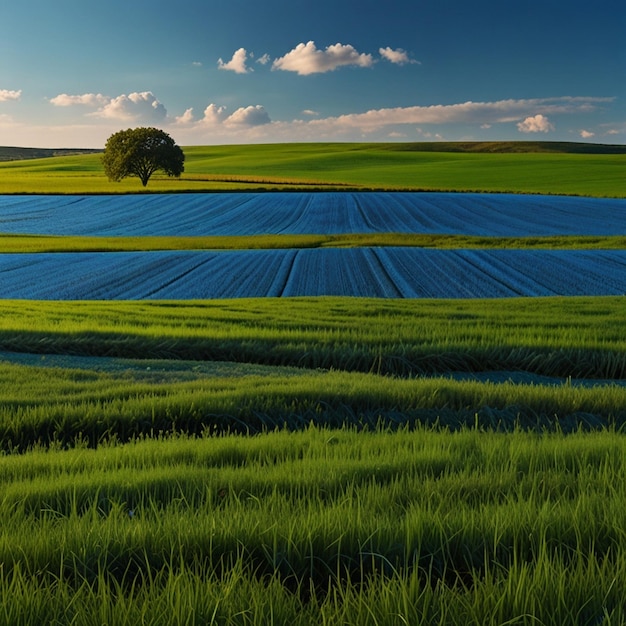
[0,146,102,162]
[1,142,624,163]
[383,141,626,154]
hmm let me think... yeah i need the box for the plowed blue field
[1,193,624,299]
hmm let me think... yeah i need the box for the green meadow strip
[2,232,626,252]
[1,357,626,448]
[0,295,625,448]
[0,297,624,378]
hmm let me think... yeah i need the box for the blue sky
[1,0,624,147]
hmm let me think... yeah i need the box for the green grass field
[3,232,626,252]
[1,141,626,624]
[0,141,624,196]
[1,296,625,380]
[1,296,625,450]
[1,427,625,625]
[1,296,625,625]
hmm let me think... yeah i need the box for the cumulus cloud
[218,48,251,74]
[18,91,609,148]
[580,129,595,138]
[292,98,609,137]
[201,103,229,125]
[215,43,419,75]
[0,89,22,102]
[50,93,108,107]
[379,47,418,65]
[175,108,195,124]
[176,103,270,128]
[48,91,168,124]
[224,105,270,126]
[91,92,167,122]
[517,114,554,133]
[272,41,374,75]
[313,101,534,130]
[169,96,611,145]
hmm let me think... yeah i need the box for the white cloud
[168,96,613,145]
[175,108,195,124]
[282,97,610,139]
[379,47,418,65]
[224,105,270,126]
[6,92,613,149]
[51,92,170,127]
[92,92,167,122]
[218,48,251,74]
[167,102,272,144]
[580,129,595,138]
[192,61,203,67]
[517,114,554,133]
[272,41,374,75]
[216,43,419,74]
[183,103,269,127]
[313,101,549,130]
[50,93,108,107]
[0,89,22,102]
[201,103,229,125]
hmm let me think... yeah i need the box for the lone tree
[102,127,185,187]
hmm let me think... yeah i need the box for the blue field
[1,192,624,299]
[1,192,625,236]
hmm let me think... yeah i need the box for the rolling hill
[0,146,102,162]
[1,141,625,163]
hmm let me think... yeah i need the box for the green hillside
[0,142,624,196]
[0,146,101,162]
[2,141,624,162]
[381,141,626,154]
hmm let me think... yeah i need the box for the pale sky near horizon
[0,0,624,148]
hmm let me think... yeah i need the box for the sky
[0,0,624,148]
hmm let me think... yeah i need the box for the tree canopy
[102,127,185,187]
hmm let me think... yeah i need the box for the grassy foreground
[1,427,625,625]
[1,296,626,624]
[0,142,624,196]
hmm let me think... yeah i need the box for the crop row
[0,248,624,299]
[1,192,625,237]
